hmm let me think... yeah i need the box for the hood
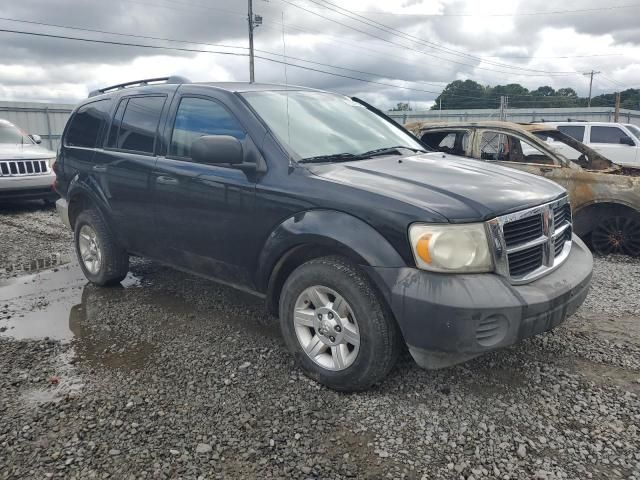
[308,152,566,222]
[0,143,56,161]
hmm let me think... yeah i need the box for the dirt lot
[1,202,639,480]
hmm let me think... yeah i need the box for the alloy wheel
[78,224,103,274]
[592,216,640,256]
[293,285,360,371]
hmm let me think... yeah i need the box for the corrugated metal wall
[388,106,640,126]
[0,101,74,151]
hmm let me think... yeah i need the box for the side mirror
[620,136,635,146]
[191,135,243,165]
[30,134,42,144]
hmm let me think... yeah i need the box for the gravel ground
[1,203,639,480]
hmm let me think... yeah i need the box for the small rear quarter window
[65,99,112,148]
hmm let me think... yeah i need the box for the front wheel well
[574,202,640,236]
[266,244,367,317]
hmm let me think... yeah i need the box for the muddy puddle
[0,255,141,342]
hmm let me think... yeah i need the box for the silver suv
[0,119,57,203]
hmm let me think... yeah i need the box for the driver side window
[421,130,469,156]
[480,131,555,165]
[170,97,246,159]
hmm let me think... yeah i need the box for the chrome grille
[0,159,50,177]
[487,196,572,284]
[508,244,543,277]
[503,214,542,247]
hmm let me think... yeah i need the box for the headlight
[409,223,493,273]
[45,157,56,168]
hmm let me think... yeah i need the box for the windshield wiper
[299,146,427,164]
[298,153,361,164]
[357,146,427,158]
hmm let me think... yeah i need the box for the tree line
[412,79,640,110]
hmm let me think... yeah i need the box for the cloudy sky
[0,0,639,109]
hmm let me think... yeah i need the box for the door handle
[92,165,107,173]
[156,175,179,185]
[540,167,553,173]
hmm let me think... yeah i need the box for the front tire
[279,256,402,391]
[591,216,640,256]
[74,209,129,286]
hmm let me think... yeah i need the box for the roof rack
[88,75,190,97]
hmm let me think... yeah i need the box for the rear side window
[557,125,585,142]
[169,97,246,159]
[590,126,633,145]
[65,99,111,148]
[110,96,166,154]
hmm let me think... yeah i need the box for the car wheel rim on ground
[293,285,360,371]
[78,224,102,275]
[592,216,640,256]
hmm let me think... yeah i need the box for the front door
[152,95,257,288]
[476,128,574,193]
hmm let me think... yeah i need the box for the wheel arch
[66,176,114,231]
[573,200,640,236]
[257,209,406,316]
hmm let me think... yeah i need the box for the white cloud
[0,0,637,108]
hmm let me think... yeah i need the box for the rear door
[93,94,171,255]
[152,92,258,287]
[587,125,639,166]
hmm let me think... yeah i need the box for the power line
[290,0,579,75]
[274,0,576,77]
[0,17,457,92]
[0,16,598,102]
[0,27,492,99]
[350,3,640,17]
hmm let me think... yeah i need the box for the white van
[541,122,639,167]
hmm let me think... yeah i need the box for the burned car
[406,121,640,256]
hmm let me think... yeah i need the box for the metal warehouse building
[0,101,73,150]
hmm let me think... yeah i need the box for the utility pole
[583,70,601,107]
[499,95,508,121]
[614,91,621,122]
[248,0,255,82]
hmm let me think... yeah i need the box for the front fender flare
[256,209,406,292]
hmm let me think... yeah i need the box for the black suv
[55,77,592,391]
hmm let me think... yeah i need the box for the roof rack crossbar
[89,75,190,97]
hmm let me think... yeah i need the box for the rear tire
[279,256,402,391]
[74,209,129,286]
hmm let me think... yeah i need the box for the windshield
[241,91,424,160]
[0,122,32,144]
[626,124,640,140]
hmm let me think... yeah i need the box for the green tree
[430,79,490,110]
[532,86,555,97]
[429,79,639,110]
[390,102,412,111]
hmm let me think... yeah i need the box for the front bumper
[368,234,593,369]
[0,173,57,201]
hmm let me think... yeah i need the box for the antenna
[282,11,292,155]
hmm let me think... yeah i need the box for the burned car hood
[0,143,55,161]
[309,152,566,222]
